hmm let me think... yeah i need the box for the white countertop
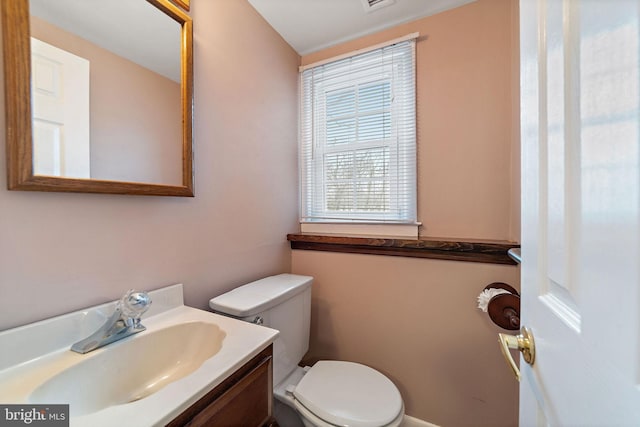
[0,284,279,427]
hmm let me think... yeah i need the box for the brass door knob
[498,326,535,381]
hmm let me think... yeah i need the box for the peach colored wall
[0,1,299,330]
[295,0,520,425]
[302,0,519,242]
[31,16,182,185]
[293,252,520,426]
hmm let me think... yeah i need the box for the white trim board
[402,415,440,427]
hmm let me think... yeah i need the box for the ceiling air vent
[360,0,396,13]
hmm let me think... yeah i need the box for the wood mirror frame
[170,0,190,12]
[1,0,194,196]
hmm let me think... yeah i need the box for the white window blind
[299,39,417,224]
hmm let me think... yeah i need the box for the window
[299,39,417,227]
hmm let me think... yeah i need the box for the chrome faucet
[71,290,151,354]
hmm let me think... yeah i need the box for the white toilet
[209,274,405,427]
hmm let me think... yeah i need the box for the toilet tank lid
[209,274,313,317]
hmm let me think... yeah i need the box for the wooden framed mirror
[1,0,193,196]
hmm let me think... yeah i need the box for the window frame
[299,38,418,231]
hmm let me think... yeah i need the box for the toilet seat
[292,361,404,427]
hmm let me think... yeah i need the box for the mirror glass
[1,0,193,196]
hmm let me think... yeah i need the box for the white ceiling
[248,0,477,55]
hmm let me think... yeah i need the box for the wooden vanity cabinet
[167,345,277,427]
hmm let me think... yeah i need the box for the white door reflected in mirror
[31,37,90,178]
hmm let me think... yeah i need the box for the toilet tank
[209,274,313,387]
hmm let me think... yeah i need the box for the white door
[31,37,90,178]
[513,0,640,425]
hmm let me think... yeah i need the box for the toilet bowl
[285,361,404,427]
[209,274,405,427]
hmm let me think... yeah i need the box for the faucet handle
[119,290,151,321]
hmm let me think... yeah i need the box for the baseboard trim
[402,415,440,427]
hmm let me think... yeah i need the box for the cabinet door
[167,345,275,427]
[187,355,272,427]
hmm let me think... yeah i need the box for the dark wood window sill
[287,233,520,265]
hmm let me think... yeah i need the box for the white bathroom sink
[29,321,225,416]
[0,284,279,427]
